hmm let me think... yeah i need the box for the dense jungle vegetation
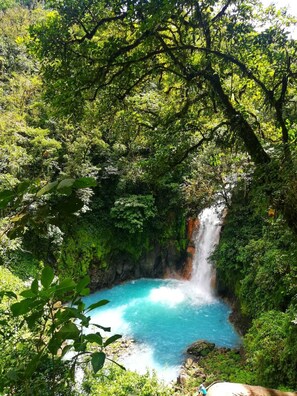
[0,0,297,394]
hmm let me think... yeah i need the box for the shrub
[244,310,297,388]
[83,365,171,396]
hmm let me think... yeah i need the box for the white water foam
[119,342,180,383]
[91,305,131,336]
[189,205,224,300]
[149,286,186,307]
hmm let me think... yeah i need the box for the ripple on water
[83,278,241,382]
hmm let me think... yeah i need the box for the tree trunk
[206,72,270,165]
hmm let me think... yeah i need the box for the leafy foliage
[1,266,121,395]
[82,365,171,396]
[214,177,297,389]
[244,311,297,388]
[215,180,297,319]
[1,0,297,392]
[111,194,157,233]
[198,349,255,386]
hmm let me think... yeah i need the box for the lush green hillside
[214,176,297,388]
[1,0,297,394]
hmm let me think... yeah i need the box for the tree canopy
[29,0,297,167]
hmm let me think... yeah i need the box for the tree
[29,0,297,167]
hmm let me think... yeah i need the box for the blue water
[84,278,241,381]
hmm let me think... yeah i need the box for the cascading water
[84,204,240,382]
[190,205,224,300]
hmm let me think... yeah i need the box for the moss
[58,223,111,280]
[0,266,24,293]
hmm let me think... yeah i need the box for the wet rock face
[88,243,185,290]
[186,340,216,358]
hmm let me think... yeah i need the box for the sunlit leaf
[104,334,122,347]
[57,178,75,195]
[86,299,109,312]
[36,181,58,197]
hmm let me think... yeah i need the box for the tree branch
[211,0,233,24]
[70,13,128,43]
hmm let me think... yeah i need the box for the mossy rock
[187,340,215,357]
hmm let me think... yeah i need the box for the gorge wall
[88,217,199,291]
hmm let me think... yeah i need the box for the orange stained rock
[187,218,199,240]
[181,218,199,280]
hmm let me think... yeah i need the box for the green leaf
[25,354,41,376]
[36,181,58,197]
[85,333,103,346]
[48,336,62,355]
[26,311,44,329]
[91,352,106,373]
[76,275,90,293]
[73,177,97,189]
[58,322,80,340]
[31,278,39,295]
[11,299,34,316]
[86,299,109,312]
[56,307,89,324]
[20,289,36,298]
[55,278,76,294]
[7,226,24,239]
[6,369,19,381]
[0,196,14,209]
[57,178,75,195]
[104,334,122,347]
[80,287,90,296]
[41,266,54,289]
[0,290,17,301]
[73,340,87,352]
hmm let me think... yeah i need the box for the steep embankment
[212,181,297,389]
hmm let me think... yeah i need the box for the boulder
[186,340,215,357]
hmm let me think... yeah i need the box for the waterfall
[84,205,241,384]
[190,205,224,299]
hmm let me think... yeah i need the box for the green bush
[199,349,255,386]
[214,185,297,319]
[244,310,297,388]
[110,194,157,233]
[83,365,171,396]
